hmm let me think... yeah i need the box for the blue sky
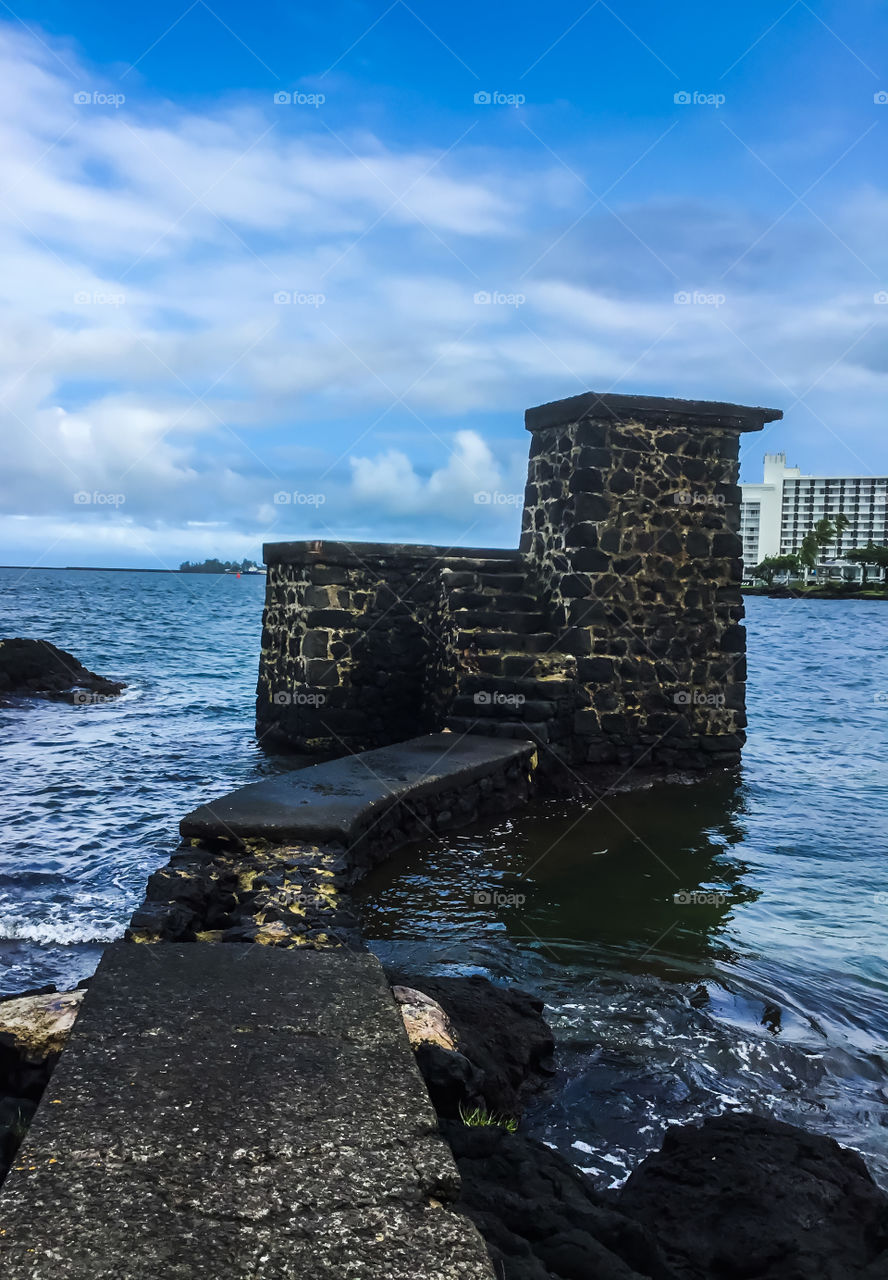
[1,1,886,566]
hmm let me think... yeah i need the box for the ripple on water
[2,578,887,1186]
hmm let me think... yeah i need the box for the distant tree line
[753,513,888,585]
[179,558,256,574]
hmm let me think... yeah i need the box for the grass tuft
[458,1102,518,1133]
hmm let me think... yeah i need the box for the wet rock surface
[618,1112,888,1280]
[125,836,360,950]
[444,1120,677,1280]
[442,1112,888,1280]
[394,981,888,1279]
[387,973,556,1119]
[0,637,125,703]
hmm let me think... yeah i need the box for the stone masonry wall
[257,394,781,774]
[520,394,780,769]
[257,542,448,753]
[257,541,521,754]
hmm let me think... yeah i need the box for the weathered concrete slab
[180,732,535,845]
[263,540,522,566]
[525,390,783,432]
[0,943,494,1279]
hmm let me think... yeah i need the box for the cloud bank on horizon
[0,2,886,566]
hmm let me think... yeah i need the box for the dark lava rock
[0,1097,36,1179]
[0,993,61,1188]
[387,972,555,1118]
[443,1119,678,1280]
[618,1113,888,1280]
[0,637,125,703]
[414,1042,487,1118]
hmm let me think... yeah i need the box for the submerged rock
[0,637,125,704]
[618,1112,888,1280]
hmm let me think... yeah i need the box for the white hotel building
[740,454,888,578]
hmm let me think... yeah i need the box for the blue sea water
[1,569,886,1183]
[0,568,281,990]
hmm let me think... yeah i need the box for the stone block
[568,468,605,494]
[302,630,330,659]
[304,660,341,687]
[570,548,611,573]
[564,523,599,549]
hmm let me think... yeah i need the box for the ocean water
[0,567,285,991]
[358,596,888,1186]
[1,569,886,1183]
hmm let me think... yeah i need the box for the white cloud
[349,429,518,519]
[0,22,886,566]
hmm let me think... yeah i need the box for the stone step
[457,673,576,699]
[441,555,522,576]
[450,695,559,720]
[445,716,551,743]
[471,652,578,680]
[441,569,531,590]
[452,610,549,634]
[477,572,529,592]
[447,590,539,612]
[456,631,555,654]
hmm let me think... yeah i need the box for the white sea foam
[0,915,125,945]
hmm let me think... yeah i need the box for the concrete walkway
[0,732,542,1276]
[0,943,495,1278]
[179,731,536,845]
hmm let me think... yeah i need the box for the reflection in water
[359,773,755,978]
[359,736,888,1189]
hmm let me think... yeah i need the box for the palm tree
[798,531,819,583]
